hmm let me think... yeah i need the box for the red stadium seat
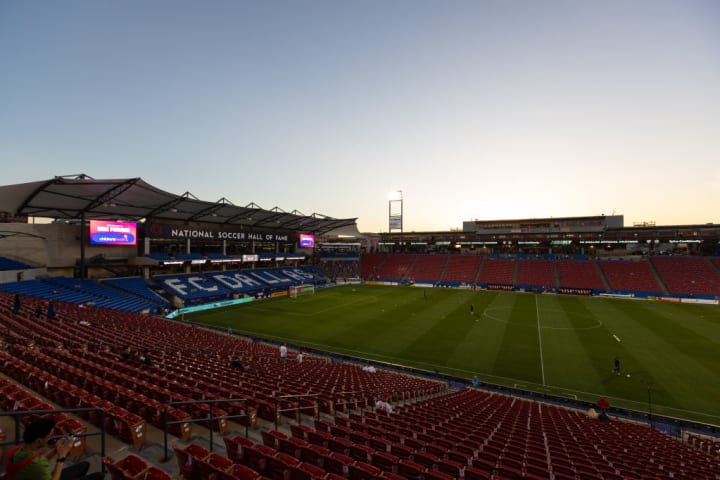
[103,454,150,480]
[291,462,326,480]
[348,461,382,480]
[195,452,234,479]
[396,460,425,479]
[370,451,399,473]
[322,452,355,477]
[219,464,261,480]
[300,444,331,468]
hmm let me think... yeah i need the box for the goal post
[289,284,315,298]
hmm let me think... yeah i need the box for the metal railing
[273,393,320,430]
[162,398,249,461]
[333,391,368,417]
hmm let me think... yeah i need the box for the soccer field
[185,284,720,425]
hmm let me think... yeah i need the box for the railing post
[13,416,20,446]
[163,406,169,462]
[272,393,320,429]
[274,397,279,431]
[208,401,214,452]
[100,409,107,473]
[245,402,249,439]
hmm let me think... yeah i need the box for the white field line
[536,295,546,386]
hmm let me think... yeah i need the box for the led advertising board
[299,233,315,248]
[89,220,137,246]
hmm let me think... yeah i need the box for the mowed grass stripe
[589,298,720,418]
[537,295,607,392]
[446,291,504,378]
[629,302,720,418]
[397,289,478,366]
[579,298,680,407]
[491,293,543,384]
[643,302,720,375]
[322,287,447,360]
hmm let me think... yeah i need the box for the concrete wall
[0,223,137,269]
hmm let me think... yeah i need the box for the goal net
[289,284,315,298]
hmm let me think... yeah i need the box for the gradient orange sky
[1,1,718,232]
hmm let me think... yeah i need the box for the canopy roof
[0,175,358,235]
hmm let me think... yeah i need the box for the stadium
[0,175,718,479]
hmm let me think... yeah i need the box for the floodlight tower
[388,190,403,235]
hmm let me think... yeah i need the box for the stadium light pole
[388,190,403,252]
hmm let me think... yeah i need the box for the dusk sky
[1,0,718,233]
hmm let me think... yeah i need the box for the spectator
[375,397,393,415]
[119,346,134,361]
[297,352,303,363]
[229,359,249,371]
[4,417,103,479]
[472,375,481,388]
[12,294,21,314]
[34,305,43,319]
[46,301,56,320]
[279,344,287,362]
[139,350,152,367]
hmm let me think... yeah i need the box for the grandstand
[556,259,607,292]
[357,254,720,299]
[476,258,515,287]
[0,255,31,271]
[515,259,555,291]
[360,253,387,280]
[650,256,720,298]
[598,259,665,295]
[374,254,417,282]
[406,254,447,283]
[0,177,718,479]
[441,255,484,285]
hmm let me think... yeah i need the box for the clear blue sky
[1,0,718,232]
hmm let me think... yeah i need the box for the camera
[53,435,78,445]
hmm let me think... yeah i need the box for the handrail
[0,407,107,474]
[162,397,249,462]
[333,390,367,417]
[272,393,320,430]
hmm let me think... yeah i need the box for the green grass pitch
[184,284,720,425]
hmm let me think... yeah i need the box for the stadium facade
[0,177,718,283]
[327,215,720,257]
